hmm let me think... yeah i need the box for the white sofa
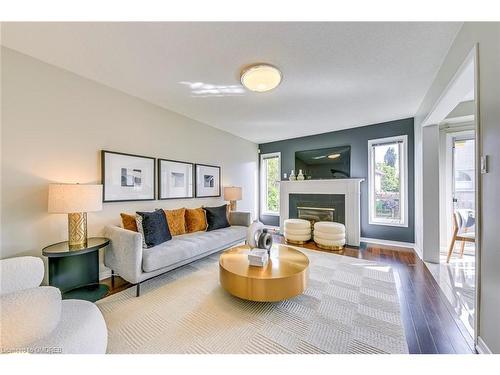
[104,211,251,296]
[0,256,107,354]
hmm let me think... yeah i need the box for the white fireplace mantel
[279,178,364,246]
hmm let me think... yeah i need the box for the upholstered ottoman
[284,219,311,244]
[313,221,346,250]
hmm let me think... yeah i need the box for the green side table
[42,237,110,302]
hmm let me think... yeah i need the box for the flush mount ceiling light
[240,64,282,92]
[328,154,341,159]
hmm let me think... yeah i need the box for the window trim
[368,135,409,227]
[260,152,281,217]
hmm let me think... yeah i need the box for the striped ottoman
[284,219,311,245]
[313,221,346,250]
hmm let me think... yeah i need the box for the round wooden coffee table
[219,244,309,302]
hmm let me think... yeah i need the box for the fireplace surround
[279,179,364,246]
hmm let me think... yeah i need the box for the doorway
[436,128,476,337]
[422,46,479,341]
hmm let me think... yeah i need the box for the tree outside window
[369,135,407,227]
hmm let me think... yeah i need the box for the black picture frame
[158,158,195,200]
[195,163,221,198]
[101,150,156,202]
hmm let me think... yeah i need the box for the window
[260,152,281,216]
[368,135,408,227]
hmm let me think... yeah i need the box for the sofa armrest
[229,211,252,227]
[0,256,44,295]
[0,286,61,350]
[103,225,143,284]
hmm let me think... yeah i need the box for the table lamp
[223,186,242,211]
[48,183,103,248]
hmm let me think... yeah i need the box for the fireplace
[289,193,345,228]
[297,207,334,225]
[279,179,364,246]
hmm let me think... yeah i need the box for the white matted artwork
[102,150,155,202]
[195,164,221,198]
[158,159,194,199]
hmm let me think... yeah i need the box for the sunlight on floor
[427,244,475,338]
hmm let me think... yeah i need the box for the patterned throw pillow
[204,204,231,232]
[164,208,187,236]
[185,207,208,233]
[120,213,138,232]
[136,209,172,248]
[135,215,148,249]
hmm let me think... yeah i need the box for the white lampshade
[224,186,242,201]
[48,184,103,213]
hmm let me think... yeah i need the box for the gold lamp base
[68,212,88,249]
[229,200,237,211]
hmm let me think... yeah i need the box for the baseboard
[476,336,492,354]
[413,245,423,259]
[360,237,416,250]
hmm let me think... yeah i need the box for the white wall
[1,47,258,277]
[414,22,500,353]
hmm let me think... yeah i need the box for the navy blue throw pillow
[136,209,172,248]
[204,205,230,231]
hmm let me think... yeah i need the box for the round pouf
[313,221,346,250]
[284,219,311,244]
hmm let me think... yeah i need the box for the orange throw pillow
[185,207,207,233]
[164,208,187,236]
[120,213,138,232]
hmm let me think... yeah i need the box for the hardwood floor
[101,237,475,354]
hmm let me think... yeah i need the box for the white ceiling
[2,22,462,143]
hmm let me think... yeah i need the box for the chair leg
[446,236,457,263]
[136,283,141,297]
[460,240,466,258]
[111,270,115,287]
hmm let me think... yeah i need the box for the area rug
[96,247,408,354]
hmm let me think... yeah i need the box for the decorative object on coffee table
[48,183,102,248]
[283,218,311,244]
[313,221,346,250]
[195,163,221,197]
[223,186,242,211]
[219,244,309,302]
[246,220,273,254]
[158,159,194,200]
[102,150,155,202]
[247,249,269,267]
[42,237,110,302]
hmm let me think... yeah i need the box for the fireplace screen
[297,206,335,227]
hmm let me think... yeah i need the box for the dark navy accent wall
[259,117,415,243]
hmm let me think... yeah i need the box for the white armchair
[0,256,108,354]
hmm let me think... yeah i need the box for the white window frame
[260,152,281,216]
[368,135,408,227]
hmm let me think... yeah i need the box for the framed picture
[101,150,155,202]
[158,159,194,200]
[195,164,221,198]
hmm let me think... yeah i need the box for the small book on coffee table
[248,249,269,267]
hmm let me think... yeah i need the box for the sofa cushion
[185,207,207,233]
[120,213,138,232]
[136,209,172,248]
[204,204,230,231]
[164,208,186,236]
[142,225,247,273]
